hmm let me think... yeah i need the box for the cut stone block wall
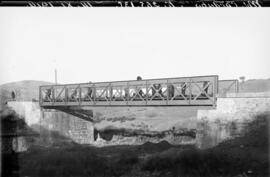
[7,102,94,145]
[196,94,270,149]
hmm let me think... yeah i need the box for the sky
[0,8,270,85]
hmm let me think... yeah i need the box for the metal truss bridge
[39,75,239,108]
[39,75,239,122]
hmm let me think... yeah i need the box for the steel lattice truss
[39,75,219,107]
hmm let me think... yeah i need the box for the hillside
[239,79,270,92]
[0,80,53,104]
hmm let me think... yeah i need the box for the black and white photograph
[0,4,270,177]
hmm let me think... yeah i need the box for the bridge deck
[39,75,220,107]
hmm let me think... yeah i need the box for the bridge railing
[218,80,239,96]
[39,75,219,106]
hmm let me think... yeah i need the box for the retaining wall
[7,102,94,145]
[196,92,270,149]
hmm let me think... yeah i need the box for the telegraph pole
[55,68,58,85]
[53,59,58,85]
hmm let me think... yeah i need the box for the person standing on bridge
[137,76,142,81]
[11,91,16,101]
[167,83,175,98]
[124,87,129,100]
[45,89,52,101]
[70,89,78,101]
[136,76,145,98]
[86,87,93,100]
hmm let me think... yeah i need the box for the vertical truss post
[166,79,169,105]
[79,84,81,105]
[93,84,96,103]
[120,86,123,99]
[213,76,219,108]
[109,83,112,105]
[188,79,192,105]
[105,86,108,99]
[146,81,148,104]
[126,82,129,105]
[212,82,215,108]
[65,86,68,105]
[52,86,55,105]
